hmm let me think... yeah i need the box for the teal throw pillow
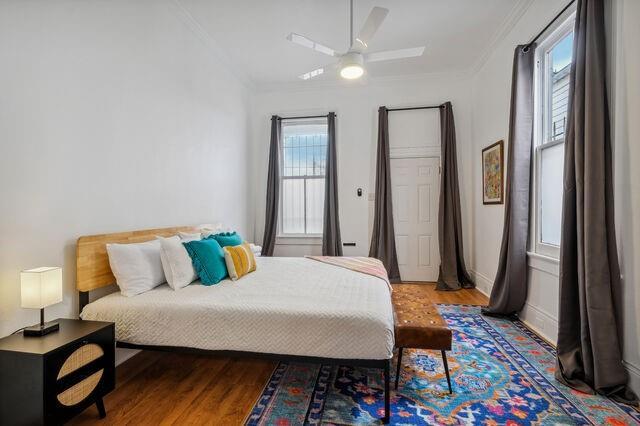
[183,238,227,285]
[208,231,243,248]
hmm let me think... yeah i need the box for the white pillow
[106,239,166,297]
[178,231,201,241]
[157,236,197,290]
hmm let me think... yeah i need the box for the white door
[391,157,440,282]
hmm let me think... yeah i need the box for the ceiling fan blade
[352,7,389,52]
[298,67,326,80]
[365,46,426,62]
[287,33,337,57]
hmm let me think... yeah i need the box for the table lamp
[21,267,63,337]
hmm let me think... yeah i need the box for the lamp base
[23,321,59,337]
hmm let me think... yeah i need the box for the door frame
[389,150,441,283]
[389,145,441,161]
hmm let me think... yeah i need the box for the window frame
[532,13,575,259]
[277,117,329,239]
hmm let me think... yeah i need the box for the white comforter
[81,257,395,360]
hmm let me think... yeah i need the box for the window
[533,15,575,257]
[279,118,328,236]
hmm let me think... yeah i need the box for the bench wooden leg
[395,347,403,390]
[383,359,390,423]
[441,350,452,394]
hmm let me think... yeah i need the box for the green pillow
[208,231,243,247]
[183,238,227,285]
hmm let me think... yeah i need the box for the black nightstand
[0,319,115,425]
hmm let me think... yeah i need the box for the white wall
[250,74,474,263]
[610,0,640,393]
[469,0,640,391]
[469,1,565,332]
[0,0,252,338]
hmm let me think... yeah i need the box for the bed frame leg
[441,350,452,394]
[395,347,403,390]
[383,359,390,423]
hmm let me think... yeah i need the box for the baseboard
[519,302,559,345]
[470,269,492,297]
[623,360,640,394]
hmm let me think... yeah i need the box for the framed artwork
[482,140,504,205]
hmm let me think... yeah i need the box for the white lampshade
[21,267,63,309]
[339,52,365,80]
[340,64,364,79]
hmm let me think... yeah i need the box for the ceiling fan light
[339,52,365,80]
[340,64,364,79]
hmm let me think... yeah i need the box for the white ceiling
[178,0,528,86]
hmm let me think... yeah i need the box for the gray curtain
[555,0,637,405]
[261,116,281,256]
[437,102,475,291]
[369,107,400,282]
[482,45,535,316]
[323,112,343,256]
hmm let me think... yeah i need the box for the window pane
[282,178,305,234]
[306,178,325,234]
[540,143,565,245]
[280,120,328,235]
[549,32,573,141]
[283,147,292,177]
[282,123,327,177]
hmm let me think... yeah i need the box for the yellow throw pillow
[223,242,256,281]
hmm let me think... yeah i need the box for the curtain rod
[277,114,334,120]
[523,0,575,52]
[386,106,442,112]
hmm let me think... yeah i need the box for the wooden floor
[70,283,487,426]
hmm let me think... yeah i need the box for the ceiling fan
[287,0,425,80]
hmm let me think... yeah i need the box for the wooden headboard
[76,225,198,293]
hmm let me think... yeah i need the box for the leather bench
[392,285,453,393]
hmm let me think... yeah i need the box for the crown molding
[168,0,256,91]
[469,0,534,75]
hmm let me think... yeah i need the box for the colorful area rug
[245,305,639,425]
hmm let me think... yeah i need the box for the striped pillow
[223,242,256,281]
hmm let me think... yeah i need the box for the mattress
[81,257,395,360]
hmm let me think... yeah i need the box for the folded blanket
[305,256,392,292]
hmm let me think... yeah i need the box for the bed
[76,226,394,422]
